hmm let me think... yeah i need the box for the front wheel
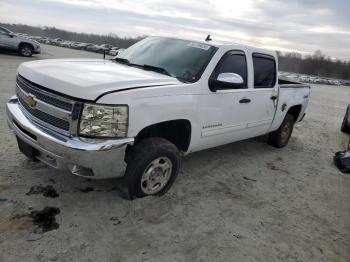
[19,44,33,57]
[268,114,295,148]
[125,138,181,199]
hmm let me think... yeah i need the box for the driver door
[0,28,16,50]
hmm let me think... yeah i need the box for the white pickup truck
[6,36,310,199]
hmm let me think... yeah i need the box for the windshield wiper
[112,60,188,82]
[140,64,171,76]
[112,60,169,76]
[113,57,130,64]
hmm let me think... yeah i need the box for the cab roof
[159,36,277,58]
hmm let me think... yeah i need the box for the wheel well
[287,105,302,122]
[19,42,33,50]
[135,120,192,152]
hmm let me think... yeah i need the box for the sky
[0,0,349,60]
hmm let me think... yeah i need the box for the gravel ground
[0,45,349,262]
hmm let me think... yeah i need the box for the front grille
[18,95,70,131]
[16,74,77,134]
[16,75,73,111]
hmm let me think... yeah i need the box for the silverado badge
[26,95,37,108]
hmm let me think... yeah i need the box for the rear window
[253,54,276,88]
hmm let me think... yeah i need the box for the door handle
[239,98,251,104]
[270,95,278,100]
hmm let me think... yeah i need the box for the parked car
[60,41,74,48]
[0,26,41,57]
[51,38,63,46]
[109,48,118,56]
[6,36,310,199]
[86,44,101,52]
[91,44,112,53]
[109,48,125,56]
[73,42,92,50]
[100,44,113,50]
[341,105,350,133]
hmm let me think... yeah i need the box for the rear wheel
[341,111,350,133]
[125,137,181,199]
[268,114,295,148]
[19,44,33,57]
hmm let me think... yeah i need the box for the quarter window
[253,54,276,88]
[212,51,248,88]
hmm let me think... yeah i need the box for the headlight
[79,104,128,138]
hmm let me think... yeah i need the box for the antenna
[205,35,212,41]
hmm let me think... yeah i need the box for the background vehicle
[51,38,63,46]
[74,42,93,50]
[6,36,310,199]
[110,48,125,56]
[0,26,41,57]
[341,105,350,133]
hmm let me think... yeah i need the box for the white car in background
[109,48,125,56]
[0,26,41,57]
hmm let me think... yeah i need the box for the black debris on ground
[243,176,257,182]
[79,187,94,193]
[266,162,279,171]
[43,186,59,198]
[232,234,243,239]
[110,217,122,225]
[26,185,59,198]
[29,207,60,233]
[0,198,8,202]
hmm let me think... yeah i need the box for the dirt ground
[0,45,349,262]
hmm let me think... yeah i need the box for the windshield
[115,37,217,83]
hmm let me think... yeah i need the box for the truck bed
[279,78,310,89]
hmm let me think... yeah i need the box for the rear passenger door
[247,53,278,133]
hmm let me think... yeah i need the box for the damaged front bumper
[6,97,134,179]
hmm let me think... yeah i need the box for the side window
[253,54,276,88]
[0,28,8,35]
[213,51,248,88]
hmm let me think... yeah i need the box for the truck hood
[17,59,181,101]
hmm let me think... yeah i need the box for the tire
[268,114,295,148]
[125,137,181,199]
[19,44,33,57]
[341,111,350,133]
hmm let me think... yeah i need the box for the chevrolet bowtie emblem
[26,95,37,108]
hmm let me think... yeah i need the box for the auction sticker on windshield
[187,42,211,50]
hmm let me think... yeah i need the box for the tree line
[1,22,349,80]
[278,50,350,80]
[0,22,143,48]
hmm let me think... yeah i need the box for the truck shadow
[29,135,271,196]
[11,134,291,205]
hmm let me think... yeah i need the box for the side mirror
[217,73,244,85]
[8,32,15,38]
[209,73,244,91]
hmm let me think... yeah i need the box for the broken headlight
[79,104,128,138]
